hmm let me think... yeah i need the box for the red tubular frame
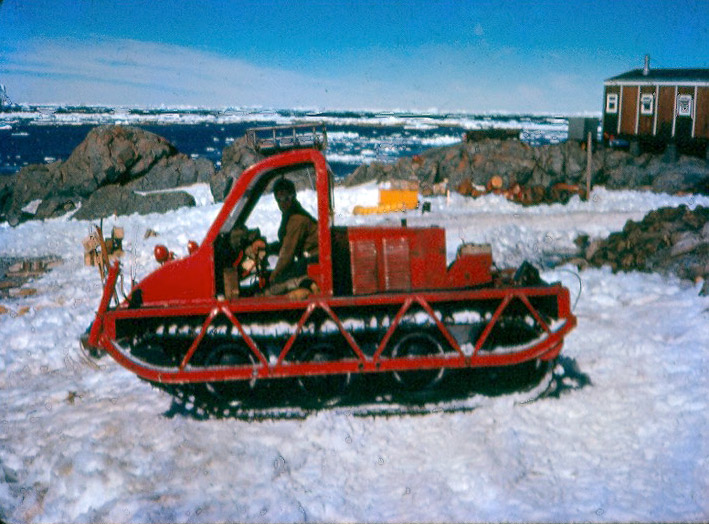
[91,270,575,385]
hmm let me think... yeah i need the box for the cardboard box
[223,268,240,300]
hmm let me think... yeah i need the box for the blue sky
[1,0,707,113]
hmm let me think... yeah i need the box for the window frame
[605,93,619,114]
[677,94,693,117]
[640,93,654,116]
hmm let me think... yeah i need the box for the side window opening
[215,161,321,299]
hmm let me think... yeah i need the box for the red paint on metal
[473,295,512,355]
[93,282,575,384]
[84,148,578,389]
[179,307,220,370]
[88,261,120,348]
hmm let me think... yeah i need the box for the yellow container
[378,189,418,210]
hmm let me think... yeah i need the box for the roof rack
[245,124,327,154]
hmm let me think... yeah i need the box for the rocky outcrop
[572,205,709,289]
[72,186,195,221]
[4,126,708,225]
[3,125,213,225]
[209,136,265,202]
[602,151,709,194]
[346,139,595,191]
[126,155,214,192]
[344,138,709,197]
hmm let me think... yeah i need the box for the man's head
[273,177,296,213]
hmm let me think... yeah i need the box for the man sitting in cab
[267,178,319,295]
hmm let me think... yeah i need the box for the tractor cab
[129,149,335,307]
[212,156,333,300]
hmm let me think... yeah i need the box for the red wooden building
[602,57,709,156]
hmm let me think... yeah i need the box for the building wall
[602,86,620,138]
[675,86,696,142]
[657,86,675,139]
[620,86,638,135]
[637,85,656,136]
[696,86,709,139]
[604,81,709,144]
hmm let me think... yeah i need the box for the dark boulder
[35,195,82,220]
[651,157,709,194]
[210,136,264,202]
[4,125,212,224]
[6,162,64,221]
[127,155,213,192]
[0,174,17,220]
[60,125,176,192]
[72,185,195,221]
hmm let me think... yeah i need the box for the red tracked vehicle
[83,144,577,415]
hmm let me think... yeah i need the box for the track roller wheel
[129,336,172,366]
[296,342,351,405]
[391,331,446,391]
[202,342,257,403]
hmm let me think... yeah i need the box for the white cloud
[1,37,433,110]
[0,37,601,113]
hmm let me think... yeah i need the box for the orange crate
[378,189,418,210]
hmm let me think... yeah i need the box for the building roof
[605,68,709,84]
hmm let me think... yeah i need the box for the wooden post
[585,131,592,200]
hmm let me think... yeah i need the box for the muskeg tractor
[82,127,577,416]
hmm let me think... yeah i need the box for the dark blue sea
[0,107,574,179]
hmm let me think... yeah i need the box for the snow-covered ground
[1,185,708,523]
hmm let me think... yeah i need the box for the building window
[606,93,618,113]
[640,94,654,115]
[677,94,693,117]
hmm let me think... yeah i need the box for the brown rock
[670,232,704,257]
[17,306,31,315]
[72,186,195,221]
[456,178,473,196]
[620,253,635,270]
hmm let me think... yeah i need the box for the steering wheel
[240,237,269,288]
